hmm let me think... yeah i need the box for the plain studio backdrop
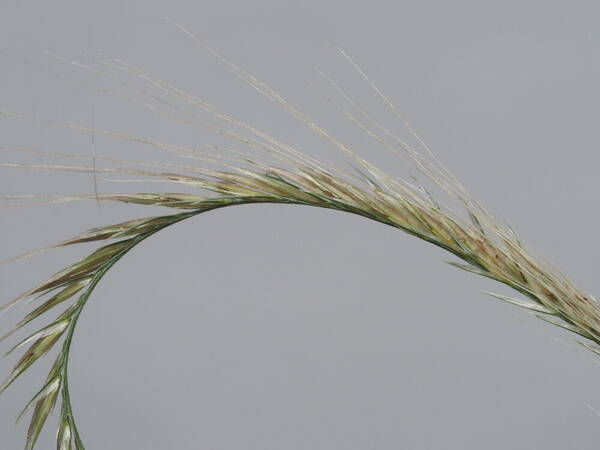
[1,1,600,449]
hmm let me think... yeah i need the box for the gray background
[1,1,600,449]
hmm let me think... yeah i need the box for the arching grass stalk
[2,19,600,449]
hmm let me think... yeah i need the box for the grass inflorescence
[1,19,600,449]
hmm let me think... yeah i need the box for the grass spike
[1,30,599,448]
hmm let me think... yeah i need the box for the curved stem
[54,197,294,448]
[58,227,166,449]
[51,194,525,448]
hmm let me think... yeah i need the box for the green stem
[53,197,293,448]
[51,194,548,449]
